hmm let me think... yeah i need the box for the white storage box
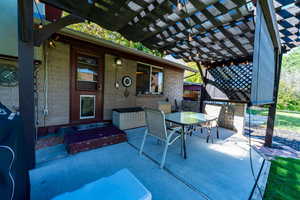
[112,107,146,130]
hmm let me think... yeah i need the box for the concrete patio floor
[30,127,269,200]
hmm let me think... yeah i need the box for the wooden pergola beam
[18,0,35,170]
[196,62,205,84]
[190,0,250,57]
[34,14,84,46]
[142,4,252,48]
[41,0,132,31]
[196,62,205,113]
[17,0,35,199]
[124,0,247,43]
[201,56,253,68]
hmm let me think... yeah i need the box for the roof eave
[57,27,198,73]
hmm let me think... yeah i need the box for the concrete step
[36,144,68,166]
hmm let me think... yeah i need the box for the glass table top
[165,112,217,125]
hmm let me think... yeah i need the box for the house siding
[103,54,184,120]
[0,59,19,111]
[0,40,184,129]
[103,54,137,120]
[36,42,70,127]
[135,68,183,110]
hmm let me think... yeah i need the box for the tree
[277,46,300,111]
[67,22,162,57]
[184,62,202,83]
[281,47,300,72]
[277,81,300,111]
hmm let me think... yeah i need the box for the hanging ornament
[177,0,183,10]
[48,40,56,48]
[188,33,193,42]
[38,23,43,29]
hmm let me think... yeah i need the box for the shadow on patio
[30,127,268,200]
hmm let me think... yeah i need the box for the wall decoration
[124,88,130,98]
[0,63,18,87]
[122,76,132,88]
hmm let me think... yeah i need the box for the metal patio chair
[187,104,222,143]
[139,108,182,168]
[204,104,221,139]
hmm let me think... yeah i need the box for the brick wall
[0,59,19,111]
[135,67,183,110]
[205,103,246,134]
[163,67,184,109]
[233,103,246,135]
[36,42,70,127]
[0,42,70,127]
[1,44,184,126]
[103,54,137,120]
[103,54,184,120]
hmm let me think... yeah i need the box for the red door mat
[64,126,127,154]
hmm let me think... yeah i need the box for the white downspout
[43,42,49,126]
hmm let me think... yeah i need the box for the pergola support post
[16,0,35,199]
[264,47,283,147]
[34,14,84,46]
[196,62,206,113]
[18,0,36,170]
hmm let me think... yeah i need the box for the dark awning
[41,0,253,64]
[40,0,299,63]
[184,84,202,91]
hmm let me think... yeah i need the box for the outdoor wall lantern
[115,57,123,66]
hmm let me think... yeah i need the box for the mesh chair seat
[139,108,183,168]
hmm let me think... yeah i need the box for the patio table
[165,112,217,159]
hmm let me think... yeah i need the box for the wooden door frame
[69,45,105,124]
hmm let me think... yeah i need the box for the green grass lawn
[264,157,300,200]
[248,109,300,133]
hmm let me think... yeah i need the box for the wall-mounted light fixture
[115,57,123,66]
[48,39,56,48]
[114,57,123,89]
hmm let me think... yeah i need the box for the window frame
[136,62,164,95]
[79,95,96,119]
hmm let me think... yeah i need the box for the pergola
[14,0,299,199]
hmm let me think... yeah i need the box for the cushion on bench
[112,107,144,113]
[51,169,152,200]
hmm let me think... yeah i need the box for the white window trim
[137,62,164,95]
[79,95,96,119]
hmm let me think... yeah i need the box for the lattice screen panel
[42,0,254,63]
[274,0,300,51]
[41,0,300,60]
[205,63,253,102]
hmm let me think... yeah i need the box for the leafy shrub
[277,81,300,112]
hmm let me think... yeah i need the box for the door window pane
[77,68,98,82]
[77,55,98,90]
[80,95,95,119]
